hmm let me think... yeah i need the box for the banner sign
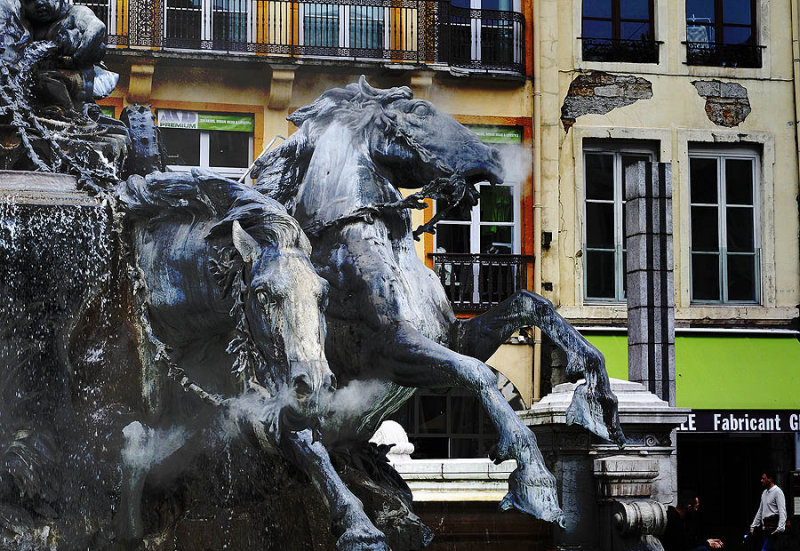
[677,410,800,433]
[468,125,523,145]
[158,110,254,132]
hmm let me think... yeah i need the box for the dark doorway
[676,433,795,548]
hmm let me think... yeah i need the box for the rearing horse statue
[252,78,624,545]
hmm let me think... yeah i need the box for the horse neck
[135,220,233,344]
[292,123,403,229]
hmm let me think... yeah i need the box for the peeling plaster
[692,80,751,127]
[561,72,653,132]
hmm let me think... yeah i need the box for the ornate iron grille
[684,42,763,68]
[74,0,524,73]
[428,253,534,313]
[438,3,523,72]
[581,37,660,64]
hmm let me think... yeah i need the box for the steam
[216,387,285,447]
[328,379,388,419]
[121,421,191,471]
[497,145,532,186]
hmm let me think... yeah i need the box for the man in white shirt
[749,471,787,551]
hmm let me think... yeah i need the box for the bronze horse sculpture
[251,77,625,545]
[115,169,389,547]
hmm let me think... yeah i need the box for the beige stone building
[534,0,800,543]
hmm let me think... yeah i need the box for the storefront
[675,410,799,545]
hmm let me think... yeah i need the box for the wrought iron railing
[428,253,534,313]
[76,0,525,73]
[684,42,763,68]
[580,37,660,64]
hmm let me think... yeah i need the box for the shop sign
[677,410,800,433]
[158,110,254,132]
[468,125,523,145]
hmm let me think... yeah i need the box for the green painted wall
[584,334,800,409]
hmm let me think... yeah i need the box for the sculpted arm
[65,5,106,66]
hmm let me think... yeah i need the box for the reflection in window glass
[209,131,249,168]
[161,128,201,166]
[304,4,339,47]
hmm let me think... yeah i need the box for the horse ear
[232,220,260,264]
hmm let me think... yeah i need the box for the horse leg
[284,428,389,551]
[452,290,624,445]
[377,328,563,525]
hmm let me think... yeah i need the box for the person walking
[749,471,787,551]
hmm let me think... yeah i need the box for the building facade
[538,0,800,544]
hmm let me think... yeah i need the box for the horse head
[120,170,336,439]
[283,76,505,215]
[227,216,337,431]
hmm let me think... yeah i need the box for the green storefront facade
[586,331,800,543]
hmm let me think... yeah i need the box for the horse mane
[120,168,310,255]
[251,76,413,211]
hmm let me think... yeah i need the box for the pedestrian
[749,471,787,551]
[660,495,724,551]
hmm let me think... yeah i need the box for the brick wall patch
[561,72,653,132]
[692,80,751,127]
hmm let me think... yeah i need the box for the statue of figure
[16,0,113,112]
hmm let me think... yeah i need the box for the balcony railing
[77,0,525,73]
[580,37,660,64]
[428,253,534,313]
[684,41,763,68]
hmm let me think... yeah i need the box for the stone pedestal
[522,378,689,551]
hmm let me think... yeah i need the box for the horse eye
[256,290,274,307]
[412,103,431,117]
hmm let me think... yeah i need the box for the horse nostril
[292,374,313,398]
[326,373,338,392]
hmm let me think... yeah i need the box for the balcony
[428,253,534,314]
[77,0,525,74]
[684,42,763,68]
[580,37,660,64]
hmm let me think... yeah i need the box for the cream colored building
[533,0,800,541]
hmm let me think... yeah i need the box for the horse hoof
[336,527,390,551]
[501,462,564,527]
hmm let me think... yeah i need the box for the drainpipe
[792,0,800,263]
[531,0,543,403]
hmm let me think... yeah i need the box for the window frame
[163,0,256,47]
[685,0,758,46]
[688,147,761,305]
[582,141,656,303]
[298,3,391,52]
[157,110,255,181]
[445,0,523,67]
[433,180,522,257]
[580,0,657,63]
[684,0,762,68]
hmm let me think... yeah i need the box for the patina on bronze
[252,77,626,539]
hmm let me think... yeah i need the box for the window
[581,0,658,63]
[444,0,521,68]
[583,143,654,302]
[431,128,523,311]
[390,389,499,459]
[157,110,254,180]
[300,2,389,52]
[689,149,760,303]
[165,0,251,49]
[685,0,761,67]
